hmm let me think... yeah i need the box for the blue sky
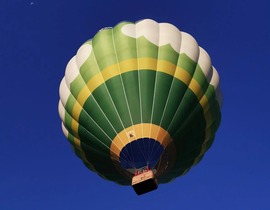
[1,0,270,209]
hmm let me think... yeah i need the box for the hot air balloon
[58,19,222,195]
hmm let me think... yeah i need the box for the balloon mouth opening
[119,138,164,171]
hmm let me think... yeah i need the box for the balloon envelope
[58,19,222,185]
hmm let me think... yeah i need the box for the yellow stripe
[157,60,175,75]
[189,78,204,100]
[87,73,105,93]
[71,120,79,139]
[110,123,173,161]
[77,86,91,106]
[76,58,193,106]
[119,58,138,72]
[174,66,192,86]
[138,57,157,70]
[72,101,82,121]
[199,95,209,111]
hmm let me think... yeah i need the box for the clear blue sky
[1,0,269,209]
